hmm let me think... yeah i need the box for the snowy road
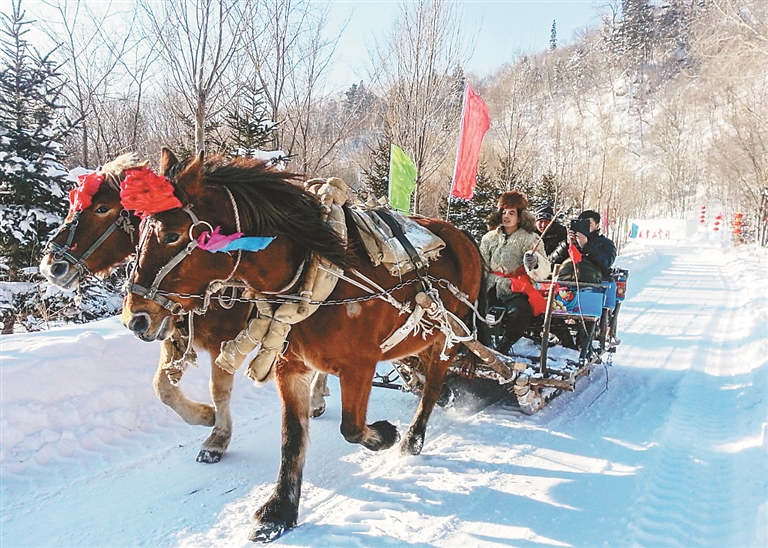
[1,237,766,547]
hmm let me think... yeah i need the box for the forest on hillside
[1,0,767,330]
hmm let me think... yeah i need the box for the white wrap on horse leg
[235,177,348,384]
[215,301,273,374]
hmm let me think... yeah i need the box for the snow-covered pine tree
[0,0,74,276]
[620,0,655,70]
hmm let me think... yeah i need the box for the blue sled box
[537,282,607,318]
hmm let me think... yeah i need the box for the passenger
[533,204,568,263]
[552,209,616,283]
[479,191,551,354]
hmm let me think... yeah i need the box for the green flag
[388,144,418,213]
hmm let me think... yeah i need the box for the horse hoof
[310,400,326,418]
[401,433,424,456]
[365,420,400,451]
[196,449,223,463]
[248,520,287,543]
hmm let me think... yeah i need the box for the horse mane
[100,152,148,191]
[170,155,351,268]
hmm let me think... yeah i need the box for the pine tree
[225,83,277,156]
[362,133,392,201]
[443,164,503,242]
[0,0,74,275]
[620,0,655,69]
[532,170,559,208]
[550,20,558,51]
[344,81,376,122]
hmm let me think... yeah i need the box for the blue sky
[322,0,601,90]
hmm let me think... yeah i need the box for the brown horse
[121,150,483,542]
[39,153,252,463]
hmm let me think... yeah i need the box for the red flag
[451,85,490,200]
[568,243,582,264]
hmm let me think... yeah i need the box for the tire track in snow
[625,245,765,547]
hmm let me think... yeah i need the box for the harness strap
[374,209,426,272]
[317,264,412,314]
[129,283,186,315]
[128,206,201,313]
[46,210,134,276]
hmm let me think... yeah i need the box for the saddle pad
[348,208,445,276]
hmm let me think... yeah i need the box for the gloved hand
[523,251,538,270]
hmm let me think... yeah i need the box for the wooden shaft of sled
[444,315,513,380]
[539,264,561,377]
[415,291,513,380]
[527,376,575,391]
[463,337,514,379]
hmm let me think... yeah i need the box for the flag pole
[446,82,469,222]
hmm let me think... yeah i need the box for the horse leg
[338,362,399,451]
[309,372,329,418]
[250,361,313,542]
[196,359,235,463]
[401,338,452,456]
[153,339,215,427]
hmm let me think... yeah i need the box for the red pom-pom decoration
[69,171,106,211]
[120,167,182,218]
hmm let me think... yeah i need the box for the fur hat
[498,191,528,211]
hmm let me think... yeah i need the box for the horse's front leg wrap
[215,314,272,374]
[245,319,292,383]
[161,328,196,384]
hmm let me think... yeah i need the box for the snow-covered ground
[2,235,767,547]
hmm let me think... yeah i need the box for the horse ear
[176,150,205,196]
[160,147,179,175]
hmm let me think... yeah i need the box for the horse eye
[95,205,110,214]
[163,233,181,245]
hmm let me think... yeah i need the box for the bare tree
[40,0,133,167]
[239,0,359,176]
[485,58,542,191]
[139,0,243,152]
[368,0,470,214]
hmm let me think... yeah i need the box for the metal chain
[152,275,437,307]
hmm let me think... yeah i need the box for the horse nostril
[50,261,69,278]
[129,313,150,335]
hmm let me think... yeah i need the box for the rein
[45,209,135,277]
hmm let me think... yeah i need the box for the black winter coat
[535,221,568,263]
[551,230,617,278]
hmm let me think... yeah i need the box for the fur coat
[480,222,551,300]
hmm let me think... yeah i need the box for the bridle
[127,183,258,314]
[45,208,135,278]
[127,206,209,316]
[126,186,309,317]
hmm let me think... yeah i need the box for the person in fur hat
[479,191,551,354]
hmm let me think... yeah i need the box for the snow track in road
[622,243,768,547]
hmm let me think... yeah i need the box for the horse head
[122,148,316,342]
[40,153,146,290]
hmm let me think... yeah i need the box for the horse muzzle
[39,254,80,290]
[123,309,174,342]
